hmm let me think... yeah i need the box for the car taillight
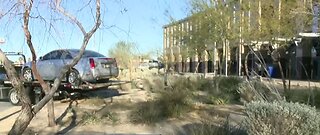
[89,58,95,69]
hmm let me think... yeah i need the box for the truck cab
[0,52,26,105]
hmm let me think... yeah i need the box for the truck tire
[9,88,20,105]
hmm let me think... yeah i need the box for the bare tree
[0,0,101,134]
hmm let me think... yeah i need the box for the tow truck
[0,52,128,105]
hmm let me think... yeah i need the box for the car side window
[51,51,62,60]
[60,51,72,59]
[42,51,61,60]
[42,52,54,60]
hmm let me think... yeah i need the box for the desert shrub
[211,77,242,102]
[102,111,119,124]
[285,87,320,108]
[238,80,282,103]
[158,85,192,117]
[170,76,198,91]
[130,101,165,124]
[130,77,192,124]
[182,120,247,135]
[244,101,320,135]
[80,111,102,125]
[194,77,243,104]
[79,109,120,125]
[208,96,230,105]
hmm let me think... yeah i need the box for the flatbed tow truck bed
[1,52,129,105]
[2,80,129,90]
[0,79,130,105]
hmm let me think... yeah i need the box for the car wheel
[23,68,33,82]
[9,88,20,105]
[67,69,81,86]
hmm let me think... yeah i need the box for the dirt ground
[0,69,244,135]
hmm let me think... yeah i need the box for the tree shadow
[81,88,127,99]
[0,110,20,121]
[176,122,247,135]
[55,101,78,135]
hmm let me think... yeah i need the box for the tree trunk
[47,98,55,126]
[245,52,250,78]
[6,0,102,134]
[0,50,34,135]
[278,60,287,91]
[8,105,33,135]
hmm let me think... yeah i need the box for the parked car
[137,62,150,70]
[148,60,159,69]
[21,49,119,86]
[137,60,164,70]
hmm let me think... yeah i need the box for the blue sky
[0,0,190,59]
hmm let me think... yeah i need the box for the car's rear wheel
[67,69,81,86]
[9,88,20,105]
[22,68,33,82]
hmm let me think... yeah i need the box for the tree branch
[33,0,101,113]
[22,0,50,92]
[55,0,87,35]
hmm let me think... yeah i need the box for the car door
[37,50,62,80]
[50,50,65,80]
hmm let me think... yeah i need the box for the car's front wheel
[67,69,81,86]
[9,88,20,105]
[22,68,33,82]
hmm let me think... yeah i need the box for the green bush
[244,101,320,135]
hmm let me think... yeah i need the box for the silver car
[21,49,119,86]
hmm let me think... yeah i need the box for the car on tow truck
[1,50,124,105]
[21,49,119,87]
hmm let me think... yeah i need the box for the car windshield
[69,50,105,58]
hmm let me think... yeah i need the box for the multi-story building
[163,0,320,80]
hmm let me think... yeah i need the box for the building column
[202,50,208,74]
[185,57,190,72]
[192,54,198,73]
[177,55,182,73]
[213,42,217,76]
